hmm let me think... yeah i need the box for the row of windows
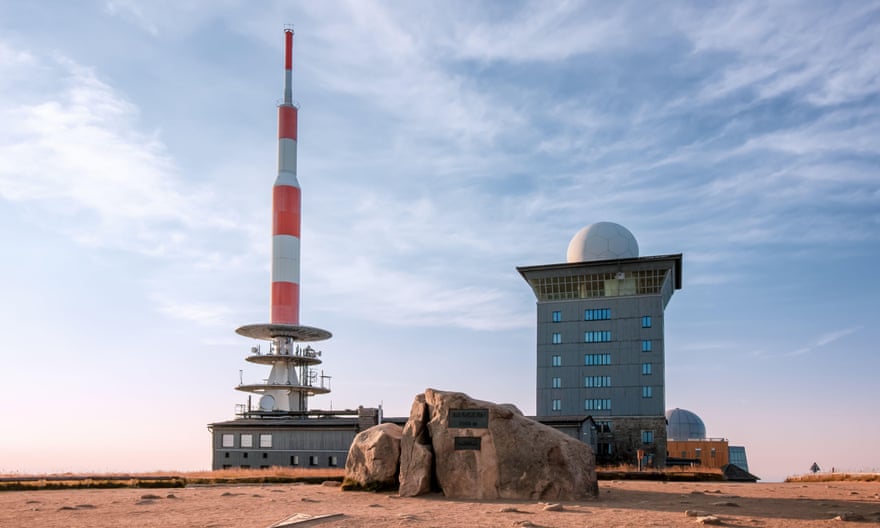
[550,389,654,410]
[584,308,611,321]
[221,455,338,467]
[549,311,653,326]
[584,353,611,366]
[552,354,654,368]
[527,269,668,301]
[551,399,613,411]
[550,375,613,388]
[584,331,612,343]
[550,336,653,348]
[585,399,612,410]
[222,433,271,448]
[585,375,611,387]
[551,331,613,344]
[551,354,652,367]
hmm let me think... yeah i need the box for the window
[262,452,268,459]
[641,430,654,444]
[711,448,716,459]
[552,310,562,323]
[551,332,562,344]
[551,377,561,388]
[584,375,611,387]
[642,386,653,398]
[695,448,702,458]
[642,362,652,375]
[596,421,612,433]
[551,355,562,367]
[259,434,272,448]
[221,434,234,448]
[328,456,338,467]
[551,399,562,411]
[642,316,652,328]
[584,399,611,411]
[240,434,253,448]
[240,465,250,469]
[584,353,611,366]
[290,455,299,466]
[222,464,231,469]
[243,452,249,458]
[260,465,269,469]
[584,331,611,343]
[309,455,319,466]
[224,452,229,458]
[642,340,652,352]
[584,308,611,321]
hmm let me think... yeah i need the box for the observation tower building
[518,222,682,467]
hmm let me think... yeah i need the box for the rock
[832,512,864,522]
[140,494,162,500]
[401,388,598,501]
[711,501,739,507]
[342,422,404,491]
[696,515,723,525]
[399,393,436,497]
[685,510,711,517]
[542,503,563,511]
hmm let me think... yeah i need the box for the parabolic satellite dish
[259,394,275,411]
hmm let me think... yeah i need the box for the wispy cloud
[787,327,861,357]
[0,49,236,257]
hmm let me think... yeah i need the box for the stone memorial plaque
[454,436,482,450]
[449,408,489,428]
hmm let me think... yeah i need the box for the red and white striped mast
[236,28,332,415]
[273,27,301,325]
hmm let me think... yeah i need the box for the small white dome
[566,222,639,263]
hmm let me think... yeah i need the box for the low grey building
[208,407,380,470]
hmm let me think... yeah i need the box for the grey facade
[518,254,682,467]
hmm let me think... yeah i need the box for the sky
[0,1,878,483]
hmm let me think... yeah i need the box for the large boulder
[401,388,598,500]
[342,422,403,491]
[398,393,435,497]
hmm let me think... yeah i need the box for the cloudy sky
[1,1,878,482]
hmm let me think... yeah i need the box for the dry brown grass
[0,467,345,491]
[597,463,724,481]
[785,472,879,483]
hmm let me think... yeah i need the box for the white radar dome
[566,222,639,263]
